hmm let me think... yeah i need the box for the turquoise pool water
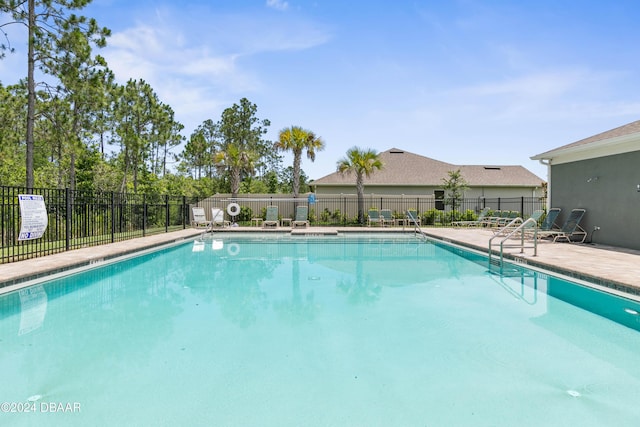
[1,233,640,426]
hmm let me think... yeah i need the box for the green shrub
[238,206,252,222]
[447,210,463,223]
[462,209,476,221]
[320,208,331,222]
[423,208,449,225]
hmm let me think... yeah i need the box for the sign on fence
[18,194,48,241]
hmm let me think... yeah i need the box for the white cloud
[102,22,243,133]
[458,70,586,99]
[266,0,289,11]
[97,4,331,135]
[438,68,636,123]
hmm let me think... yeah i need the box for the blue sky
[4,0,640,181]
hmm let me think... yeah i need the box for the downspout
[538,158,551,210]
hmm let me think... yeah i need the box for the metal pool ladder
[406,210,428,240]
[488,217,538,269]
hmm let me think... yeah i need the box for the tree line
[0,0,328,199]
[1,1,405,225]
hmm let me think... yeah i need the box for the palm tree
[214,144,256,199]
[337,147,383,225]
[274,126,325,198]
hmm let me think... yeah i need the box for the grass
[1,226,186,263]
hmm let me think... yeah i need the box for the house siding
[315,185,542,198]
[550,150,640,249]
[313,149,544,198]
[465,187,541,198]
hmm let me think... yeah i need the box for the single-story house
[531,120,640,250]
[312,148,545,199]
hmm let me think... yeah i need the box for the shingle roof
[457,165,543,186]
[532,119,640,159]
[312,148,543,187]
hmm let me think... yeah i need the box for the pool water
[1,233,640,426]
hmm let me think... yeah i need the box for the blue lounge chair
[452,207,490,227]
[522,207,561,239]
[379,209,394,227]
[367,209,383,227]
[293,205,309,228]
[537,209,587,243]
[539,208,562,231]
[483,210,503,228]
[263,205,279,228]
[406,209,421,226]
[492,209,545,235]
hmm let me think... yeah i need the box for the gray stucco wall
[550,150,640,249]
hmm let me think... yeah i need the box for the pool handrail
[406,210,428,239]
[489,217,538,269]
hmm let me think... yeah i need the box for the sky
[3,0,640,182]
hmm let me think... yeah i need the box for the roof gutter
[537,158,551,210]
[531,131,640,160]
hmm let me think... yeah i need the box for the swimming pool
[1,233,639,426]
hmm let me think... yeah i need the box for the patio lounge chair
[538,208,562,232]
[293,205,310,228]
[537,208,587,243]
[380,209,394,227]
[492,209,545,235]
[495,210,519,227]
[452,207,490,227]
[191,207,211,231]
[521,208,561,239]
[211,208,230,228]
[263,205,279,228]
[368,209,383,226]
[406,209,421,226]
[482,210,503,228]
[524,209,545,230]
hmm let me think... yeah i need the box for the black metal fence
[1,186,197,264]
[1,186,545,265]
[197,194,545,227]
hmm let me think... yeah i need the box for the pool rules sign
[18,194,48,241]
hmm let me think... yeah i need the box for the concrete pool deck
[1,226,639,299]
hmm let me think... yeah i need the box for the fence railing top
[220,197,311,202]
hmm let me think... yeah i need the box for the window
[434,190,444,210]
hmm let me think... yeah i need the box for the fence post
[342,195,347,226]
[111,192,115,243]
[182,196,187,229]
[65,188,71,251]
[520,197,524,216]
[143,194,147,237]
[452,199,456,224]
[165,195,169,232]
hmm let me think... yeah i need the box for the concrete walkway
[421,227,640,299]
[1,226,639,300]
